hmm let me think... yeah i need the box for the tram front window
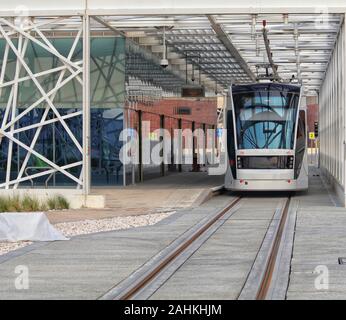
[233,89,300,150]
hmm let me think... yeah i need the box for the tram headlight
[237,156,242,169]
[287,156,294,169]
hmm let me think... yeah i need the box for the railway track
[100,195,293,300]
[256,196,291,299]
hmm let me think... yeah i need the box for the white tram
[225,83,308,191]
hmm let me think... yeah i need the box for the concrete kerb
[193,184,225,206]
[318,167,342,207]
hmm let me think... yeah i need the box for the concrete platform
[92,171,224,210]
[286,166,346,299]
[0,166,345,300]
[45,172,223,224]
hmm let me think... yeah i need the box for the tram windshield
[232,85,300,150]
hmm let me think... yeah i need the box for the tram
[225,82,308,191]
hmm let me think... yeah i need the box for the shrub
[6,195,22,212]
[47,195,70,210]
[0,196,9,212]
[21,196,41,211]
[0,195,69,212]
[56,195,70,210]
[47,197,57,210]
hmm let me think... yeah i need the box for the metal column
[160,114,165,176]
[82,14,91,195]
[178,118,182,172]
[138,110,143,182]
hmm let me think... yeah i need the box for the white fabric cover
[0,212,68,242]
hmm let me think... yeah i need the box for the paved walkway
[287,167,346,299]
[47,172,223,224]
[93,171,223,210]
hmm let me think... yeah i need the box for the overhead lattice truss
[0,16,84,189]
[100,14,343,94]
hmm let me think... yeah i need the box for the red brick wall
[306,96,318,149]
[126,97,218,127]
[307,104,318,134]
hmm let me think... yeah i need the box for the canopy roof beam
[207,15,256,82]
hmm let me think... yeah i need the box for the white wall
[319,17,346,205]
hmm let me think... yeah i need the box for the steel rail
[256,197,291,300]
[115,196,242,300]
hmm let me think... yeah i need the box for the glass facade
[0,29,216,190]
[0,37,84,188]
[0,36,125,188]
[90,37,125,186]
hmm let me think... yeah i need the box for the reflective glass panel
[233,85,300,150]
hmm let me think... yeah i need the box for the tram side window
[295,110,306,178]
[227,110,237,179]
[296,110,306,150]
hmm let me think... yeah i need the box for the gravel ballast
[0,211,175,256]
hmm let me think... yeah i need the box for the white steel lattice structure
[0,16,87,191]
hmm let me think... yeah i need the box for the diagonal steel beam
[207,15,256,82]
[91,16,126,37]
